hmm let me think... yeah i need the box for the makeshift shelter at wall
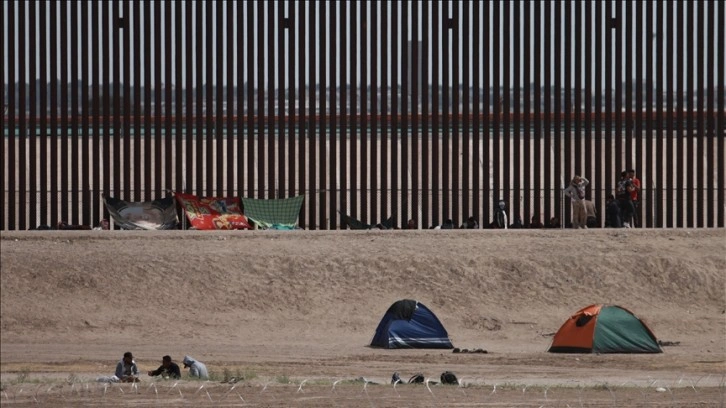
[338,210,395,230]
[371,299,454,349]
[103,195,179,230]
[548,304,662,353]
[241,196,304,230]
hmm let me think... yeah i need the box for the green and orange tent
[548,304,662,354]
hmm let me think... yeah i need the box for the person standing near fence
[627,169,641,227]
[563,175,590,229]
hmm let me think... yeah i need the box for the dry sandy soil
[1,228,725,407]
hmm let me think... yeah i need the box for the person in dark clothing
[605,194,623,228]
[147,355,181,379]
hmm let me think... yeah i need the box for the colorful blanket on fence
[241,196,304,230]
[174,193,252,230]
[103,196,179,230]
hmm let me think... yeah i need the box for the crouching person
[115,351,140,382]
[147,355,181,379]
[182,355,209,379]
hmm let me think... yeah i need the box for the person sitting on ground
[547,216,561,228]
[115,351,140,383]
[529,215,544,228]
[182,355,209,379]
[440,219,455,229]
[147,355,181,379]
[465,216,479,229]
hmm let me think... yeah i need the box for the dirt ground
[1,228,725,407]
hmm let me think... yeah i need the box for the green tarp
[241,196,304,229]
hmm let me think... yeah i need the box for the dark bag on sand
[440,371,459,385]
[409,373,425,384]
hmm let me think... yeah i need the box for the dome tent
[371,299,454,349]
[548,304,662,354]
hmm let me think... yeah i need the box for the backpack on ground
[408,373,425,384]
[440,371,459,385]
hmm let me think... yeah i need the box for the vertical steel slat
[349,2,358,220]
[264,1,274,200]
[0,1,6,229]
[307,1,316,227]
[297,1,306,224]
[206,1,214,197]
[195,1,203,195]
[564,0,572,195]
[286,0,295,200]
[676,2,684,227]
[644,1,652,226]
[245,1,255,198]
[328,1,338,227]
[7,0,16,229]
[235,2,244,197]
[462,1,471,222]
[60,1,69,224]
[39,1,49,226]
[614,0,623,177]
[718,0,725,227]
[318,0,327,227]
[522,1,530,225]
[401,1,409,224]
[339,1,347,218]
[18,1,27,229]
[164,2,173,195]
[687,1,696,226]
[452,1,462,222]
[379,2,388,226]
[491,1,500,212]
[276,1,286,199]
[532,1,540,223]
[625,1,634,175]
[122,1,131,201]
[112,1,120,204]
[369,2,378,226]
[144,1,153,201]
[360,2,368,224]
[217,1,225,197]
[80,0,90,225]
[390,2,399,222]
[443,1,452,220]
[155,1,164,200]
[511,1,520,223]
[696,0,706,227]
[543,1,551,223]
[132,0,141,202]
[552,2,572,223]
[431,1,440,225]
[604,1,613,217]
[174,2,183,194]
[470,1,479,227]
[594,2,603,223]
[185,1,194,196]
[28,1,37,228]
[226,1,235,196]
[90,1,100,225]
[70,0,79,224]
[706,0,716,227]
[665,1,673,227]
[581,2,590,213]
[49,1,58,226]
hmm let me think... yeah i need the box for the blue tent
[371,299,454,349]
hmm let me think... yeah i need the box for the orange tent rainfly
[548,304,662,354]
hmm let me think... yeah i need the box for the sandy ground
[1,228,725,407]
